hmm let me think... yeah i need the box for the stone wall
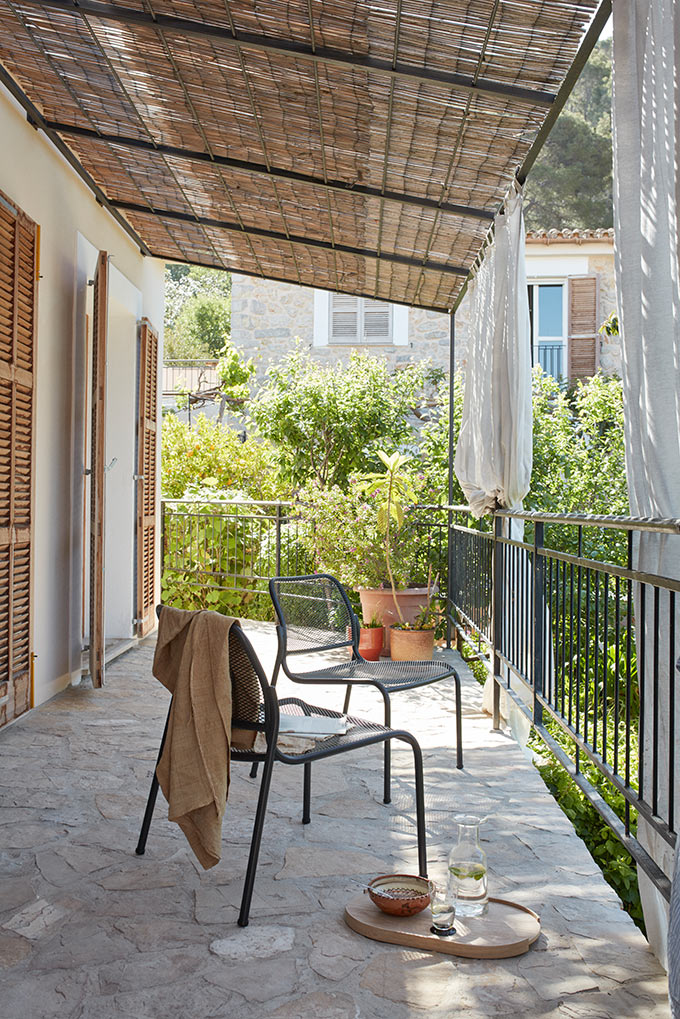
[588,252,621,375]
[230,274,460,377]
[231,245,620,381]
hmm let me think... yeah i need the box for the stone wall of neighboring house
[230,230,620,380]
[230,275,458,377]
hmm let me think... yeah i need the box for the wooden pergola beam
[113,200,470,277]
[31,0,557,108]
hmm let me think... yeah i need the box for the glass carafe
[447,816,488,917]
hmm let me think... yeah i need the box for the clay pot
[358,587,432,654]
[358,626,384,661]
[389,626,435,662]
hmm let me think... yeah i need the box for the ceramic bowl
[366,874,433,917]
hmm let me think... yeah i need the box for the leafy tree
[249,342,439,489]
[165,294,231,360]
[165,264,231,329]
[524,40,612,230]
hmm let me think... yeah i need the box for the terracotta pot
[358,587,432,654]
[389,626,435,662]
[358,626,384,661]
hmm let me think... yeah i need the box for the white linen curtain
[454,190,533,515]
[454,190,533,732]
[612,0,680,975]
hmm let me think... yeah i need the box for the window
[330,294,392,344]
[529,281,567,380]
[313,291,408,347]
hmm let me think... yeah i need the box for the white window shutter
[331,294,359,342]
[393,306,409,345]
[363,299,391,341]
[313,291,330,346]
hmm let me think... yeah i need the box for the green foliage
[418,371,465,502]
[524,40,612,230]
[249,342,436,489]
[161,486,260,616]
[165,265,231,331]
[161,412,284,501]
[165,294,231,360]
[292,476,428,593]
[216,343,255,406]
[528,369,628,562]
[422,368,628,528]
[358,450,419,623]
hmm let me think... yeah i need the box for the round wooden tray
[344,895,540,959]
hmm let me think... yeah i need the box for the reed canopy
[0,0,601,311]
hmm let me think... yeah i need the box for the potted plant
[356,451,432,647]
[358,613,384,661]
[292,471,432,653]
[390,570,445,661]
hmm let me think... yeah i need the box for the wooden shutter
[568,276,599,380]
[0,190,37,727]
[330,294,358,342]
[89,252,108,689]
[363,299,391,342]
[136,319,158,637]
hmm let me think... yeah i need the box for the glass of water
[429,877,457,936]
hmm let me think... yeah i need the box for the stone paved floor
[0,621,670,1018]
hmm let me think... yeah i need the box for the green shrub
[250,342,439,489]
[161,413,284,501]
[161,486,263,617]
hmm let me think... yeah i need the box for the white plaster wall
[0,85,165,707]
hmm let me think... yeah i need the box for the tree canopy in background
[164,265,231,359]
[524,40,612,231]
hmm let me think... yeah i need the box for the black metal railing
[445,505,680,900]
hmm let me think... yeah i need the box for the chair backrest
[269,574,357,657]
[157,605,276,736]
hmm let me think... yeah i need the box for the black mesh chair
[136,616,427,928]
[268,574,463,805]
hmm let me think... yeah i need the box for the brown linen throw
[153,606,241,869]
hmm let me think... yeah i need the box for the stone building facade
[230,229,619,379]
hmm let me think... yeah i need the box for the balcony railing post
[492,513,503,730]
[446,309,456,649]
[275,502,282,576]
[532,521,545,726]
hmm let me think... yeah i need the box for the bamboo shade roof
[0,0,600,311]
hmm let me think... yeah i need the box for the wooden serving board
[344,895,540,959]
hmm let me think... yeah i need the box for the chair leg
[342,684,352,714]
[135,774,160,855]
[135,706,171,855]
[410,737,428,878]
[302,762,311,824]
[380,689,392,805]
[271,656,282,689]
[238,751,276,927]
[249,762,259,779]
[454,670,463,770]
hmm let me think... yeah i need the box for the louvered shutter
[363,299,391,342]
[568,276,599,380]
[136,320,158,637]
[89,252,108,689]
[0,191,37,727]
[330,294,358,342]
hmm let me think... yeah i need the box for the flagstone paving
[0,621,670,1018]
